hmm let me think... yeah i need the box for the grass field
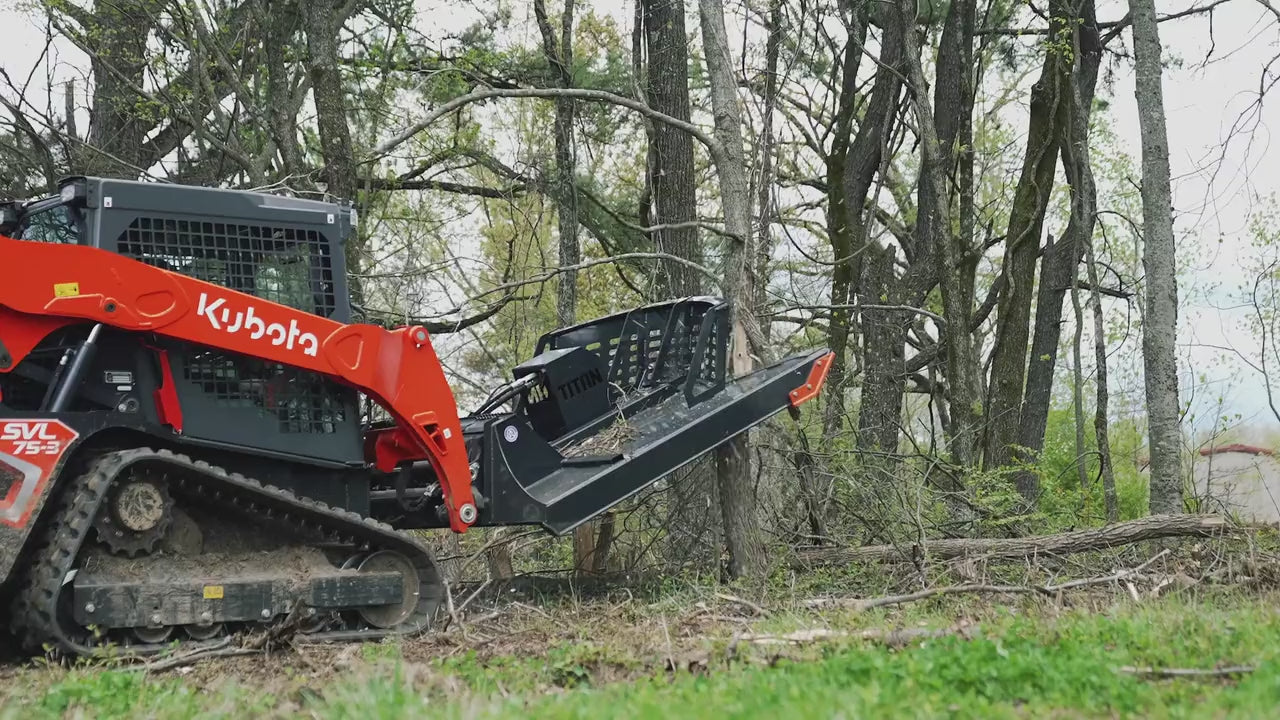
[3,583,1278,719]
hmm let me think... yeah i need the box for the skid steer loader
[0,176,831,657]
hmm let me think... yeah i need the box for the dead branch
[802,550,1171,611]
[793,515,1228,568]
[1120,665,1255,678]
[715,592,769,617]
[804,584,1050,610]
[368,87,723,165]
[740,626,973,647]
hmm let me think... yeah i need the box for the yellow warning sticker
[53,282,80,297]
[203,585,224,600]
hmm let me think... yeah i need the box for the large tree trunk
[982,1,1072,488]
[83,1,155,177]
[532,0,602,575]
[639,0,717,569]
[302,0,360,298]
[641,0,701,299]
[894,0,978,476]
[857,244,905,456]
[1129,0,1184,514]
[260,1,304,182]
[838,12,905,473]
[698,0,768,580]
[897,0,982,469]
[1014,1,1102,499]
[753,0,782,335]
[820,3,868,442]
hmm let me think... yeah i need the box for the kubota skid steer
[0,176,831,658]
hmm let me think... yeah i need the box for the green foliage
[1033,407,1150,527]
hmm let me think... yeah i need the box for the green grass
[5,594,1279,719]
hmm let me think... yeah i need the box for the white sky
[3,0,1280,440]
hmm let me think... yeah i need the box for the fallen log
[792,514,1228,568]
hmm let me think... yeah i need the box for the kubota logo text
[196,292,320,357]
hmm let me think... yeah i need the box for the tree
[303,0,361,286]
[640,0,702,299]
[983,1,1073,485]
[699,0,768,579]
[1129,0,1183,514]
[1014,0,1103,505]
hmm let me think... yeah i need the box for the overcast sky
[4,0,1280,440]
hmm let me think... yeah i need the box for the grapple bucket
[458,298,832,535]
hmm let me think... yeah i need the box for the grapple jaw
[375,297,832,535]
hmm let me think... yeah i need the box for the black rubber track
[10,447,445,659]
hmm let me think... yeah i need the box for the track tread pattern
[10,447,443,659]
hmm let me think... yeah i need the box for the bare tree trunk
[983,1,1071,485]
[698,0,768,580]
[897,0,982,469]
[533,0,600,575]
[1086,236,1119,522]
[639,0,716,569]
[1070,257,1089,491]
[753,0,783,334]
[641,0,701,299]
[1060,17,1119,522]
[1129,0,1184,515]
[857,244,906,457]
[302,0,360,300]
[84,0,155,178]
[901,0,978,477]
[819,2,868,444]
[1013,0,1101,496]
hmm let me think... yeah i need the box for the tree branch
[367,88,723,166]
[977,0,1234,41]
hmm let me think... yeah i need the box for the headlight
[59,180,87,206]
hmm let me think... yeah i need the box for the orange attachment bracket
[788,351,834,407]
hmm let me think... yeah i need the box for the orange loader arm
[0,234,478,532]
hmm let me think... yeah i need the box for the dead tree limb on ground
[792,514,1228,568]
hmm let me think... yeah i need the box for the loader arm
[0,234,479,531]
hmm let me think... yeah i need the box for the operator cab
[1,176,366,470]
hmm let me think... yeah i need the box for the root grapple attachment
[376,297,833,535]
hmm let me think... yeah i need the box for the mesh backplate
[578,305,721,392]
[117,217,352,435]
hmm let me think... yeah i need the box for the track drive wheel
[355,550,423,629]
[93,468,174,558]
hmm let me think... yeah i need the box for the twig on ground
[457,579,492,615]
[131,638,251,673]
[442,580,468,639]
[741,626,973,647]
[715,593,769,617]
[1120,665,1256,678]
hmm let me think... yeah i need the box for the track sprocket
[91,468,174,558]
